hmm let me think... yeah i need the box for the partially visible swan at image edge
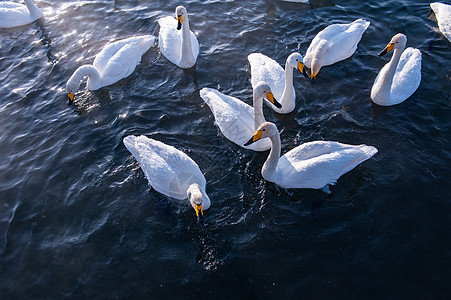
[371,33,421,106]
[430,2,451,42]
[123,135,210,223]
[244,122,378,189]
[158,5,199,69]
[303,18,370,80]
[200,82,281,152]
[0,0,43,29]
[248,52,309,114]
[66,35,155,102]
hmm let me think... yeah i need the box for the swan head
[378,33,407,56]
[244,121,278,146]
[187,183,206,223]
[175,6,187,30]
[66,76,81,103]
[253,82,282,108]
[287,52,309,79]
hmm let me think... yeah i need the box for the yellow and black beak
[195,203,204,223]
[68,92,74,103]
[297,61,309,79]
[244,129,264,146]
[378,42,395,57]
[177,14,183,30]
[265,91,282,109]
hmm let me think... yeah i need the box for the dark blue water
[1,0,450,298]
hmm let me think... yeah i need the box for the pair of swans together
[65,6,198,101]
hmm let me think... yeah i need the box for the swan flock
[5,2,444,221]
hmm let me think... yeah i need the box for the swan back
[275,141,378,189]
[199,87,272,151]
[431,2,451,42]
[248,53,285,100]
[93,35,155,87]
[0,0,43,28]
[123,135,209,206]
[304,19,370,76]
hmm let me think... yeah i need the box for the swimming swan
[200,82,281,152]
[158,5,199,69]
[430,2,451,42]
[371,33,421,106]
[244,122,378,189]
[0,0,43,29]
[66,35,155,101]
[123,135,210,223]
[248,52,309,114]
[303,19,370,80]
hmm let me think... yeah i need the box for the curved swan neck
[24,0,43,18]
[68,65,102,91]
[253,90,265,130]
[374,45,404,101]
[180,14,195,66]
[312,40,327,74]
[262,131,281,179]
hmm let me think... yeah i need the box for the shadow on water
[35,18,57,64]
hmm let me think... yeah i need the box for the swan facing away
[123,135,210,223]
[0,0,43,29]
[244,122,378,189]
[158,5,199,69]
[371,33,421,106]
[430,2,451,42]
[200,82,281,152]
[66,35,155,102]
[303,19,370,80]
[248,52,309,114]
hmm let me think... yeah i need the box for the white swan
[123,135,210,222]
[66,35,155,101]
[430,2,451,42]
[0,0,43,29]
[200,82,281,152]
[248,52,309,114]
[158,5,199,69]
[244,122,378,189]
[303,18,370,80]
[371,33,422,106]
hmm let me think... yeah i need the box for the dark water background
[1,0,450,298]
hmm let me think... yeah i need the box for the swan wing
[0,3,39,28]
[200,88,271,151]
[158,16,181,65]
[431,2,451,42]
[275,141,377,189]
[93,35,154,86]
[390,47,422,105]
[123,135,206,201]
[248,53,285,100]
[304,19,369,67]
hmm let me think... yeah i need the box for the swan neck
[180,15,194,65]
[262,131,281,179]
[373,46,404,101]
[68,65,102,91]
[312,40,327,74]
[253,91,265,130]
[24,0,43,18]
[281,58,295,105]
